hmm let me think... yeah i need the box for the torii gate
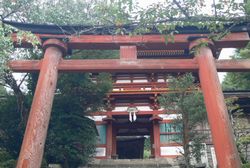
[6,21,250,168]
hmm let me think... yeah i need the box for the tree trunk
[3,71,28,125]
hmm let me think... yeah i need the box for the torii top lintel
[4,20,250,50]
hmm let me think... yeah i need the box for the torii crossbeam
[5,20,250,168]
[8,58,250,72]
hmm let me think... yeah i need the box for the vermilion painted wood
[149,129,154,157]
[195,45,241,168]
[216,59,250,72]
[110,90,168,95]
[114,123,152,129]
[113,82,167,87]
[120,46,137,60]
[106,123,113,159]
[112,128,117,158]
[16,39,66,168]
[159,155,180,158]
[12,32,249,49]
[153,120,161,158]
[8,59,197,72]
[91,110,164,116]
[117,132,151,136]
[8,59,250,72]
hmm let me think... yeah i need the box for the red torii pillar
[190,39,241,168]
[16,39,67,168]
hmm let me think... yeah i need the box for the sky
[137,0,213,11]
[218,48,235,82]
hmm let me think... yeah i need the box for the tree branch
[3,71,28,125]
[213,0,217,17]
[17,73,28,88]
[0,3,23,21]
[173,0,190,18]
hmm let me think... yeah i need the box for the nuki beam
[8,59,250,73]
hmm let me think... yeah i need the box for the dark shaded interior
[117,137,145,159]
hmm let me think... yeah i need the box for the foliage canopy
[159,73,207,167]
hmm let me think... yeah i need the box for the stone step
[82,158,184,168]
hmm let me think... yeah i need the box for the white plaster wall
[160,146,183,156]
[158,114,182,120]
[95,147,106,157]
[87,115,107,121]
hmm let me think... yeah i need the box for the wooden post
[153,121,160,158]
[16,39,67,168]
[106,122,113,159]
[190,39,241,168]
[112,127,117,158]
[150,128,155,157]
